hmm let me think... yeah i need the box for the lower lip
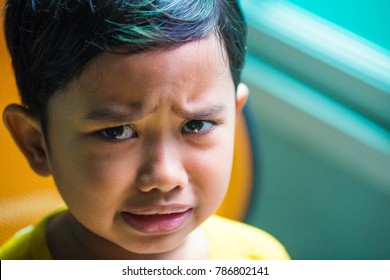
[121,209,192,234]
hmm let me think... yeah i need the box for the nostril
[137,183,183,193]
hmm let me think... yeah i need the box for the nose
[136,137,188,193]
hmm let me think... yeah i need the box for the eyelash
[98,120,219,141]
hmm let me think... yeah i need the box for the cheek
[49,143,136,215]
[82,150,134,183]
[189,132,235,213]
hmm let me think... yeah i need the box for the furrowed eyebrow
[83,103,226,122]
[172,104,226,119]
[83,103,145,122]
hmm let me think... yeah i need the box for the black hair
[4,0,246,131]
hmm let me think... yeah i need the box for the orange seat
[0,0,254,245]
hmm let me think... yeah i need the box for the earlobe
[3,104,51,176]
[236,83,249,113]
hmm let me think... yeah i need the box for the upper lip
[123,205,193,215]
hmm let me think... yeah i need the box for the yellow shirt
[203,215,290,259]
[0,211,289,260]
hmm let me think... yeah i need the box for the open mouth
[121,208,193,234]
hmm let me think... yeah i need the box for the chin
[117,231,188,258]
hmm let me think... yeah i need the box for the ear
[236,83,249,113]
[3,104,51,176]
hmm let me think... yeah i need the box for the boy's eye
[101,125,137,140]
[181,120,215,134]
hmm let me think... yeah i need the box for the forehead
[74,36,231,99]
[49,36,235,122]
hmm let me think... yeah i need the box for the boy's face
[43,35,247,256]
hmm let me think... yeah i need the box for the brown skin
[3,36,248,259]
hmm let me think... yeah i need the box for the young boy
[0,0,289,259]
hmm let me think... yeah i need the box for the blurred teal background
[288,0,390,50]
[241,0,390,259]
